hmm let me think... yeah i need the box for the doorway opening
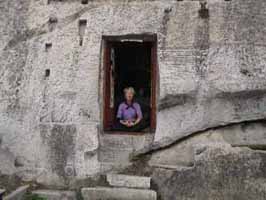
[103,35,157,134]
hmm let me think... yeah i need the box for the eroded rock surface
[1,0,266,193]
[148,121,266,200]
[152,146,266,200]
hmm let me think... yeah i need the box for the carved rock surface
[149,121,266,200]
[1,0,266,188]
[106,174,151,189]
[82,187,157,200]
[152,147,266,200]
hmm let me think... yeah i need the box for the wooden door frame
[102,34,158,133]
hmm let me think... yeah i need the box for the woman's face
[125,91,134,102]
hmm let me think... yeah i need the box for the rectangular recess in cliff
[45,69,50,79]
[47,0,62,4]
[79,19,87,46]
[81,0,88,4]
[102,34,158,134]
[45,43,52,52]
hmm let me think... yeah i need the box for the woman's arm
[133,117,141,125]
[133,103,143,126]
[117,103,128,126]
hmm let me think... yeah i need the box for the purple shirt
[117,102,143,121]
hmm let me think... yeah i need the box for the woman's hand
[120,119,141,127]
[133,118,141,126]
[128,118,141,127]
[120,120,128,126]
[128,121,135,127]
[120,120,132,127]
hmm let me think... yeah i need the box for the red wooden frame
[103,41,111,129]
[150,39,157,133]
[102,34,158,133]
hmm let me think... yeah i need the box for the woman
[114,87,145,132]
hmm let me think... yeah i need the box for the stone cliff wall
[1,0,266,194]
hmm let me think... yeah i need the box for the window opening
[45,69,50,79]
[45,43,52,52]
[103,35,157,134]
[81,0,88,4]
[79,19,87,46]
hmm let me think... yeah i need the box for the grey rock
[98,132,154,172]
[0,148,16,175]
[98,147,132,163]
[100,162,132,174]
[149,143,194,168]
[1,0,266,191]
[81,187,157,200]
[152,147,266,200]
[195,146,207,155]
[32,190,76,200]
[148,123,266,200]
[221,121,266,147]
[150,121,266,169]
[99,134,153,151]
[106,174,151,189]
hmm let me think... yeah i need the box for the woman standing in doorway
[114,87,146,132]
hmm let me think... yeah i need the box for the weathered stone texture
[152,146,266,200]
[147,121,266,200]
[32,190,76,200]
[106,174,151,189]
[82,187,157,200]
[1,0,266,191]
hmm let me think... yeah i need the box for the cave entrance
[102,35,157,134]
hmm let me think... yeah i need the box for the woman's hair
[124,87,135,95]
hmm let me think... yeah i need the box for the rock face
[149,121,266,200]
[152,146,266,200]
[1,0,266,198]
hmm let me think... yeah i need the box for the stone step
[32,190,76,200]
[106,174,151,189]
[81,187,157,200]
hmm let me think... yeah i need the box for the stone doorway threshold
[104,130,152,136]
[98,133,154,173]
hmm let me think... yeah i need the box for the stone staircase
[0,134,156,200]
[21,174,156,200]
[32,190,76,200]
[85,133,157,199]
[82,174,157,200]
[99,133,154,173]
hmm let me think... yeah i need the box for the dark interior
[113,42,152,130]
